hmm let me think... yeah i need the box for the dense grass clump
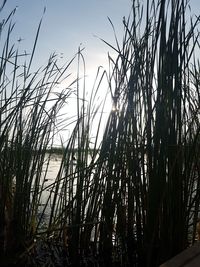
[0,0,200,267]
[0,5,78,265]
[91,0,200,266]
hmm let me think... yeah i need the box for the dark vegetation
[0,0,199,266]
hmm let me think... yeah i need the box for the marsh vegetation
[0,0,200,266]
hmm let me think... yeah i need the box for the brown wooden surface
[160,243,200,267]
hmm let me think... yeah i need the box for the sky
[1,0,132,75]
[1,0,199,145]
[1,0,199,85]
[1,0,199,82]
[1,0,133,144]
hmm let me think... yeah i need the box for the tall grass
[0,0,199,266]
[89,0,200,266]
[52,0,199,266]
[40,51,108,266]
[0,5,77,265]
[45,1,199,265]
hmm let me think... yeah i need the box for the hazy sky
[2,0,131,73]
[1,0,199,80]
[1,0,134,145]
[1,0,199,144]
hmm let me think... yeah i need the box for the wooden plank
[160,243,200,267]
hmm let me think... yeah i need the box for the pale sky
[1,0,131,73]
[1,0,199,82]
[1,0,133,145]
[1,0,199,145]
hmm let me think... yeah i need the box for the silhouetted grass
[89,0,200,266]
[0,0,199,267]
[0,4,77,264]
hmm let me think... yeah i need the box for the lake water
[37,153,63,226]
